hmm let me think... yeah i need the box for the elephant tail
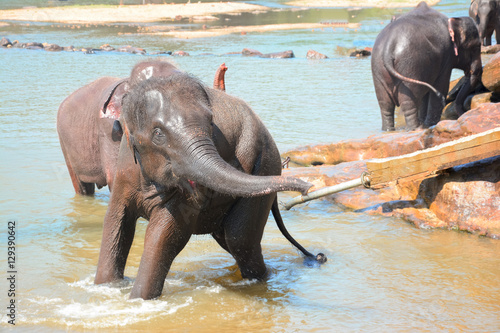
[271,198,327,264]
[384,57,446,107]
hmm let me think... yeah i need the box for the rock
[284,104,500,166]
[25,42,44,50]
[336,46,372,57]
[307,49,328,59]
[12,41,26,48]
[242,48,263,57]
[43,43,63,51]
[441,102,459,120]
[260,50,294,59]
[100,44,115,51]
[470,92,500,109]
[482,52,500,93]
[63,45,75,52]
[283,104,500,238]
[117,45,146,55]
[350,49,371,57]
[150,51,172,55]
[481,44,500,54]
[172,50,189,56]
[0,37,12,47]
[26,42,43,48]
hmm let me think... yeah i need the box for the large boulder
[482,52,500,93]
[285,103,500,167]
[283,104,500,238]
[307,50,328,59]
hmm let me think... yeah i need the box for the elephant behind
[470,0,500,46]
[57,61,223,195]
[371,2,482,131]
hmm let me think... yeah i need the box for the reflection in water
[1,0,499,331]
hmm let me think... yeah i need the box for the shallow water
[1,0,500,331]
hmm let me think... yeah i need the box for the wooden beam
[366,127,500,188]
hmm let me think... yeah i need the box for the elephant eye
[152,128,166,145]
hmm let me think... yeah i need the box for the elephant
[57,61,224,195]
[470,0,500,46]
[94,72,326,300]
[371,2,482,131]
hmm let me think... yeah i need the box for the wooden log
[482,52,500,93]
[366,128,500,188]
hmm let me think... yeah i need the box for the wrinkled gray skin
[470,0,500,46]
[94,74,322,300]
[372,2,482,131]
[57,61,181,194]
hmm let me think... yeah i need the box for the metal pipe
[283,173,370,210]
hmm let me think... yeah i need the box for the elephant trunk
[454,76,471,117]
[173,136,312,197]
[455,59,482,116]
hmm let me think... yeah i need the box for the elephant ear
[448,17,460,57]
[99,78,129,120]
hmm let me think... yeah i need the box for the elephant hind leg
[60,142,95,195]
[222,196,273,280]
[373,79,397,131]
[398,85,421,130]
[65,159,95,195]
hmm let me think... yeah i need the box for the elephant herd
[57,1,492,300]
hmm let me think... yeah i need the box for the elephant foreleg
[129,209,191,300]
[95,199,137,284]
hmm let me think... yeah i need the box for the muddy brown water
[1,0,499,331]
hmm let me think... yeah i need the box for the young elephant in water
[371,2,482,131]
[94,73,325,300]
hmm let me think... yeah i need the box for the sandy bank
[0,2,268,24]
[286,0,440,8]
[0,0,441,25]
[143,22,360,39]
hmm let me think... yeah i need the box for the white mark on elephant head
[140,66,154,80]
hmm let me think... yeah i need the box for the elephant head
[475,0,499,46]
[118,74,312,197]
[448,16,483,116]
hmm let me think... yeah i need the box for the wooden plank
[366,127,500,187]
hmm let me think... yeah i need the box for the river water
[1,0,499,331]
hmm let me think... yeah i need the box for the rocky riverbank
[0,36,368,59]
[283,103,500,238]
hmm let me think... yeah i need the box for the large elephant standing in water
[469,0,500,46]
[57,61,223,195]
[94,73,325,300]
[371,2,482,131]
